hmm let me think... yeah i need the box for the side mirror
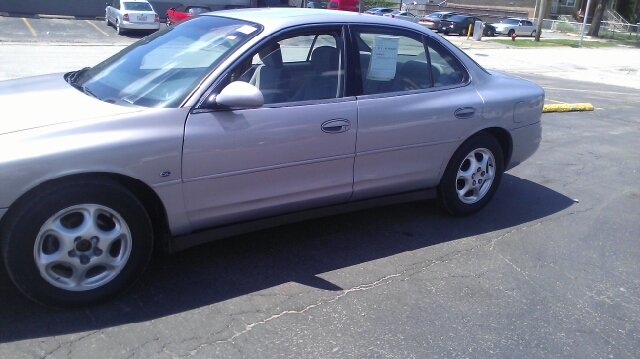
[168,7,175,11]
[208,81,264,109]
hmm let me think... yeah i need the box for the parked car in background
[383,10,420,24]
[327,0,358,12]
[166,4,212,26]
[483,22,496,36]
[438,14,482,36]
[491,18,537,37]
[306,0,328,8]
[418,11,458,31]
[0,8,543,308]
[364,7,394,16]
[105,0,160,35]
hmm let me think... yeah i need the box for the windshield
[73,16,262,108]
[502,19,519,25]
[123,2,153,11]
[188,7,211,14]
[427,13,443,18]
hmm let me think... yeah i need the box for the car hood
[0,73,145,135]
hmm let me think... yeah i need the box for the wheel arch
[1,172,172,254]
[478,127,513,168]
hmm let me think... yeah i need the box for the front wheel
[460,27,468,36]
[507,29,515,37]
[1,179,153,308]
[105,13,110,26]
[438,133,504,216]
[530,30,536,37]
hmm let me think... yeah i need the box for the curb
[0,12,9,17]
[37,14,76,20]
[542,103,594,113]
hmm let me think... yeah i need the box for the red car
[165,4,212,26]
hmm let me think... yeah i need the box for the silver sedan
[0,8,544,307]
[383,11,420,24]
[105,0,160,34]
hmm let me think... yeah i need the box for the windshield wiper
[67,67,90,84]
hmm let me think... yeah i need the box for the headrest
[258,43,283,68]
[311,46,339,74]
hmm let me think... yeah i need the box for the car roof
[206,8,427,33]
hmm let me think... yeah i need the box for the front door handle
[455,107,476,119]
[321,119,351,133]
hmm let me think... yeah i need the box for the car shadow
[0,174,575,343]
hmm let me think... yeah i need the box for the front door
[181,26,357,230]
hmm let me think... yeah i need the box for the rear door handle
[455,107,476,119]
[321,119,351,133]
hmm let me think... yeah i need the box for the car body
[418,11,458,31]
[383,11,420,24]
[364,7,394,16]
[438,14,484,36]
[0,8,543,307]
[166,4,212,26]
[491,18,537,37]
[327,0,359,12]
[105,0,160,34]
[483,22,496,37]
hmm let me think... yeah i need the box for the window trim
[347,24,472,100]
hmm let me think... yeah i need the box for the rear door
[349,25,484,200]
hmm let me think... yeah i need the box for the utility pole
[534,0,547,42]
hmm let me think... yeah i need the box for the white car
[491,18,537,37]
[383,11,420,24]
[105,0,160,35]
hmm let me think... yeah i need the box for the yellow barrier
[467,24,472,39]
[542,103,594,113]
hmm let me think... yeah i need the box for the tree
[587,0,608,37]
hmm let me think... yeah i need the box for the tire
[443,30,450,35]
[116,19,123,35]
[460,27,468,36]
[487,28,495,37]
[507,29,515,37]
[1,179,153,308]
[438,133,504,216]
[105,13,110,26]
[530,30,536,37]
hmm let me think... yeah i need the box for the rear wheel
[1,179,153,308]
[116,19,123,35]
[438,133,504,216]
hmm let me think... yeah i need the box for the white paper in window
[367,36,399,81]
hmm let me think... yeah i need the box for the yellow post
[467,24,472,39]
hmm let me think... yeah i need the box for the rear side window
[352,27,468,96]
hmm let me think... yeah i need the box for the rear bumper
[506,121,542,171]
[121,21,160,30]
[419,22,438,29]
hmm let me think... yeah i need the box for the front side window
[72,16,261,108]
[227,29,344,104]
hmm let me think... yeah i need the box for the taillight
[391,15,395,18]
[123,13,129,21]
[154,14,159,22]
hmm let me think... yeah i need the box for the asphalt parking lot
[0,17,639,359]
[0,16,150,44]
